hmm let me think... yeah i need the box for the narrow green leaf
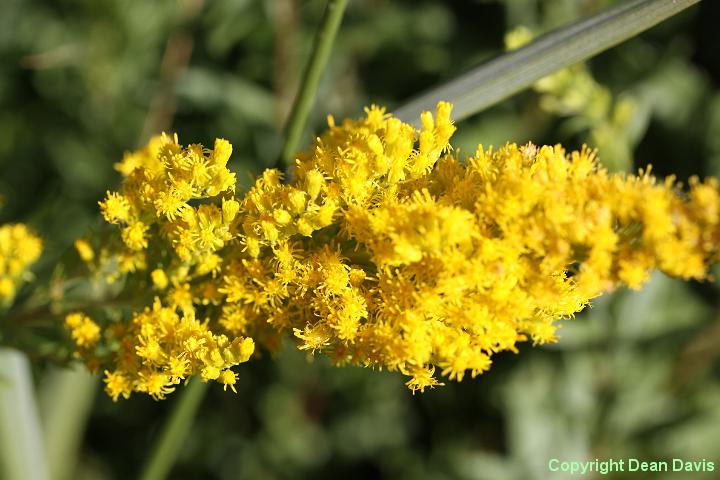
[394,0,700,123]
[0,348,49,480]
[39,364,98,480]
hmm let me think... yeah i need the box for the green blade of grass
[394,0,700,123]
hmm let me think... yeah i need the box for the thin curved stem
[280,0,348,168]
[138,379,209,480]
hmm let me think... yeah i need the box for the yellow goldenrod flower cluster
[67,102,720,398]
[66,134,255,400]
[99,133,238,271]
[0,223,42,305]
[67,302,254,401]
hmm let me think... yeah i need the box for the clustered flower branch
[57,102,720,399]
[0,3,710,480]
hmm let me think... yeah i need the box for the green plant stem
[0,348,49,480]
[394,0,700,123]
[280,0,348,168]
[39,363,99,480]
[139,379,209,480]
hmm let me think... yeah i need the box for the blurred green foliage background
[2,0,720,478]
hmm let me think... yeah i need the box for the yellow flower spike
[69,102,720,399]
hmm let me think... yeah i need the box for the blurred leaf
[613,273,710,341]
